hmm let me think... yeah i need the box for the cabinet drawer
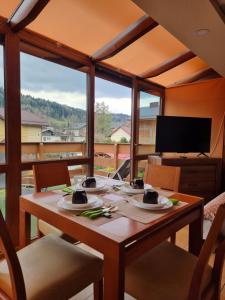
[180,166,215,182]
[180,180,215,193]
[161,158,222,202]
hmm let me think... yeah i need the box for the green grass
[0,189,6,217]
[138,170,144,178]
[0,188,38,238]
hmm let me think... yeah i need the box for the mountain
[21,93,86,128]
[0,87,130,128]
[111,113,130,127]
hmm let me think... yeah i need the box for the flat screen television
[155,116,212,154]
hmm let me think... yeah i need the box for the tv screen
[155,116,212,153]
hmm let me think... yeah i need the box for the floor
[71,226,225,300]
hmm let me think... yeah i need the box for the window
[20,52,87,162]
[94,77,131,177]
[137,91,161,155]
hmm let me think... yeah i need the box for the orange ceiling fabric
[106,26,188,75]
[151,57,209,86]
[28,0,144,55]
[0,0,20,18]
[0,0,210,87]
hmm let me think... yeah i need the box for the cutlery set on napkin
[78,205,118,219]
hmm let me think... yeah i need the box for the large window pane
[137,91,161,155]
[0,44,5,163]
[20,52,87,162]
[94,78,131,178]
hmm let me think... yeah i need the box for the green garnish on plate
[169,198,180,206]
[62,187,74,194]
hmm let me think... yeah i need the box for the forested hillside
[0,87,130,128]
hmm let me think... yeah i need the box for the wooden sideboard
[161,157,222,203]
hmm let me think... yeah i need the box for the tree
[120,137,129,144]
[95,102,112,142]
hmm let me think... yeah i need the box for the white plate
[120,184,152,194]
[82,182,106,192]
[131,195,173,210]
[58,195,103,211]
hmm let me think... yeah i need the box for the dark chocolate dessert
[130,177,144,189]
[72,189,88,204]
[143,189,159,204]
[82,177,96,188]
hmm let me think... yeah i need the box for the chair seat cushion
[125,241,212,300]
[0,235,103,300]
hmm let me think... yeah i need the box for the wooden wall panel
[165,78,225,158]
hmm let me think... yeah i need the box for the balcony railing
[0,142,155,182]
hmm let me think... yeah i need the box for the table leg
[19,209,31,248]
[103,246,125,300]
[189,206,203,255]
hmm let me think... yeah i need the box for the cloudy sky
[0,47,159,115]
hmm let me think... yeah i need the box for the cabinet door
[179,165,216,202]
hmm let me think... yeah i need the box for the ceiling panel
[105,25,189,75]
[150,57,209,87]
[0,0,219,87]
[0,0,20,18]
[26,0,144,55]
[133,0,225,77]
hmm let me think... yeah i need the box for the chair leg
[170,233,176,244]
[93,279,103,300]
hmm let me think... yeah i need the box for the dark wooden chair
[144,164,181,243]
[0,210,103,300]
[33,162,71,192]
[32,162,73,241]
[144,164,181,192]
[125,203,225,300]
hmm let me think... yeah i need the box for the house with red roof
[110,102,160,143]
[110,124,131,143]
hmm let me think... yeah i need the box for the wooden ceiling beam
[167,68,220,87]
[210,0,225,24]
[140,50,196,78]
[8,0,49,32]
[91,15,158,62]
[19,28,91,66]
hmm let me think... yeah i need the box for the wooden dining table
[19,188,203,300]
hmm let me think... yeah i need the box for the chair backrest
[144,164,181,192]
[0,210,26,300]
[111,159,130,181]
[188,203,225,300]
[33,162,71,192]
